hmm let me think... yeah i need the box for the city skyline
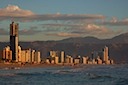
[0,0,128,41]
[0,22,113,64]
[1,22,41,63]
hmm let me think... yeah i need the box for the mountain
[59,32,128,44]
[111,32,128,43]
[0,32,128,63]
[59,37,103,43]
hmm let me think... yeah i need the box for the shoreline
[0,63,119,69]
[0,63,63,69]
[0,63,78,69]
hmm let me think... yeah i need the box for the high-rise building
[31,50,35,62]
[103,46,109,64]
[61,51,65,63]
[10,22,19,61]
[35,51,41,63]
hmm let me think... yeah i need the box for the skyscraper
[103,46,109,63]
[10,22,19,61]
[61,51,64,63]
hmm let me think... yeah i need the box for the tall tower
[10,22,19,61]
[61,51,65,63]
[103,46,108,63]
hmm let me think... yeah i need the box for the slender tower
[61,51,65,63]
[10,22,19,61]
[103,46,108,63]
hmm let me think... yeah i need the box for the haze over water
[0,64,128,85]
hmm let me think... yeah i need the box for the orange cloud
[46,32,80,37]
[0,5,34,17]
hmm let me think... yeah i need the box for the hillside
[0,32,128,63]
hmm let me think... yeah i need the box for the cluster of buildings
[0,22,114,65]
[45,46,114,65]
[0,22,41,64]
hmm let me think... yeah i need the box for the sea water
[0,64,128,85]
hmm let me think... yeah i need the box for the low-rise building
[65,55,73,64]
[2,46,12,61]
[82,56,88,64]
[74,58,80,64]
[97,57,102,64]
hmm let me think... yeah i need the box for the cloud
[43,23,123,38]
[19,27,42,35]
[0,27,42,36]
[71,24,124,38]
[42,23,81,33]
[0,5,34,17]
[42,23,80,27]
[42,23,110,34]
[0,5,105,21]
[82,24,109,34]
[99,18,128,26]
[32,14,105,21]
[46,32,80,37]
[0,5,126,39]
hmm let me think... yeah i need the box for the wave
[0,73,16,77]
[86,73,114,80]
[115,78,128,85]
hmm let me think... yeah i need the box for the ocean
[0,64,128,85]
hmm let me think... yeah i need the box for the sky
[0,0,128,41]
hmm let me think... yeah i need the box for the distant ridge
[59,36,101,43]
[111,32,128,43]
[59,32,128,44]
[0,32,128,63]
[0,32,128,43]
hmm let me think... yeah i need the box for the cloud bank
[42,23,120,38]
[100,18,128,26]
[0,5,105,21]
[0,5,34,17]
[0,27,41,35]
[0,5,127,39]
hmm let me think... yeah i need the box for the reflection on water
[0,65,128,85]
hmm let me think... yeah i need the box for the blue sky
[0,0,128,41]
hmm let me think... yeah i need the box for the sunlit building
[45,58,50,64]
[110,59,114,64]
[10,22,19,61]
[61,51,65,63]
[92,59,97,64]
[2,46,12,60]
[18,46,22,62]
[31,50,35,63]
[74,58,80,64]
[21,50,26,63]
[65,55,73,64]
[103,46,109,64]
[82,56,88,64]
[50,51,59,58]
[51,59,55,64]
[97,57,102,64]
[55,56,59,64]
[35,51,41,63]
[88,61,93,64]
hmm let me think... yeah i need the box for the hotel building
[10,22,19,61]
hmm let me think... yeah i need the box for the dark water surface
[0,64,128,85]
